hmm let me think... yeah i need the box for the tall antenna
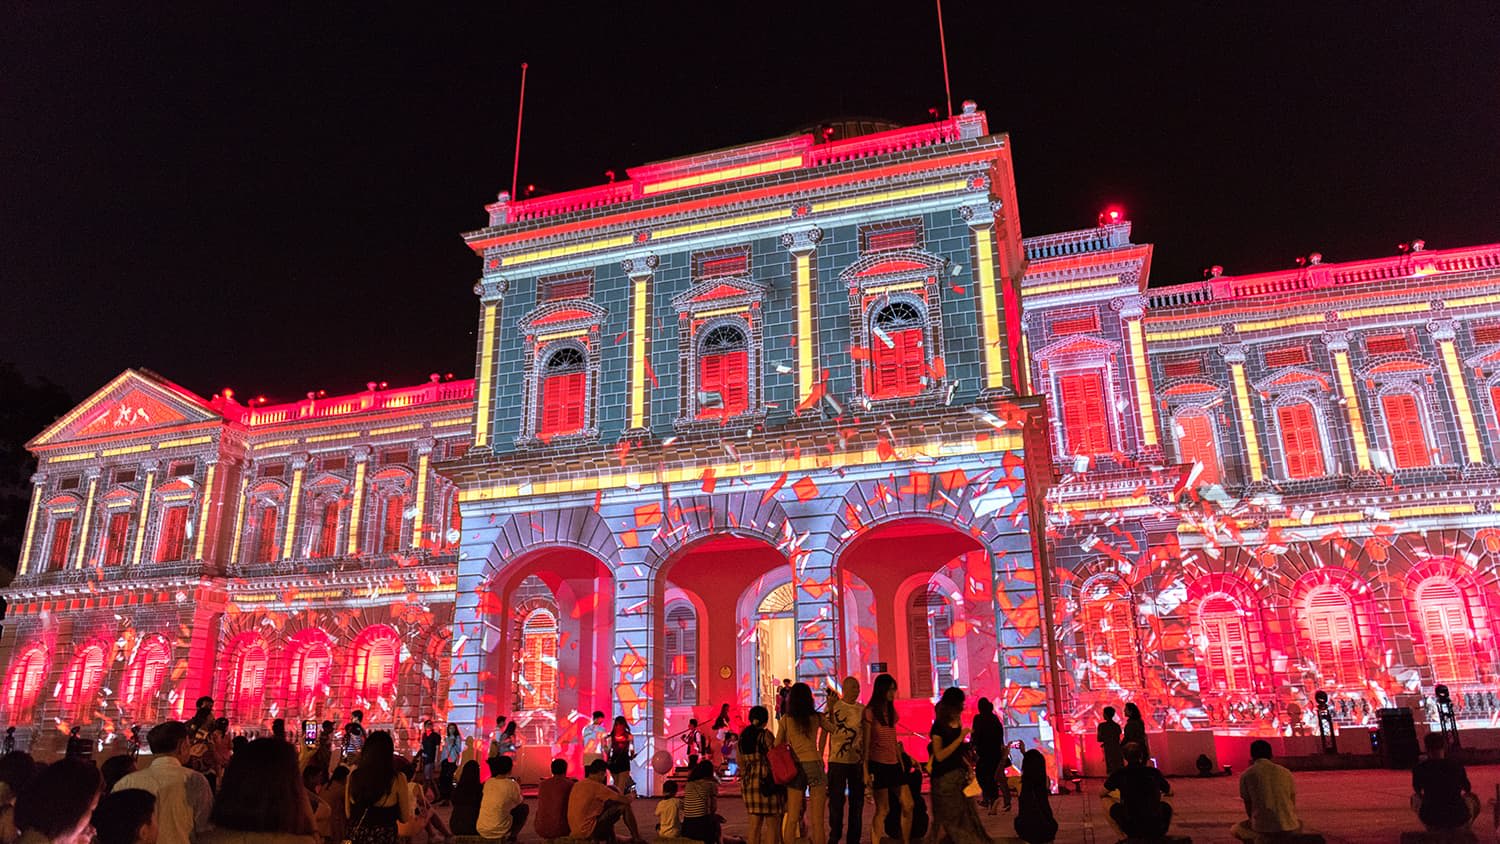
[510,62,529,201]
[935,0,953,119]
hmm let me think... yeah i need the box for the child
[656,780,684,839]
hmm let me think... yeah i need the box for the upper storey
[460,102,1032,463]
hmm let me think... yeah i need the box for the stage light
[1435,684,1451,705]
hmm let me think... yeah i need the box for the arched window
[663,602,699,705]
[519,610,558,712]
[4,647,48,721]
[1303,586,1365,686]
[1415,578,1479,683]
[47,517,74,571]
[352,626,400,703]
[286,630,334,715]
[226,638,268,722]
[254,505,279,563]
[60,644,107,718]
[1197,595,1253,693]
[1276,400,1325,479]
[539,347,587,436]
[697,325,750,418]
[155,506,190,562]
[380,495,405,554]
[1381,391,1431,469]
[123,637,172,710]
[313,500,341,558]
[907,585,956,699]
[1078,578,1142,691]
[867,301,927,399]
[1173,409,1221,485]
[104,512,131,566]
[1058,370,1112,456]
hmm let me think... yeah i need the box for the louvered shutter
[1059,371,1112,455]
[381,496,404,553]
[1277,403,1325,478]
[105,513,130,565]
[1107,601,1142,688]
[1420,582,1477,683]
[1382,393,1430,469]
[870,333,905,398]
[562,372,586,431]
[907,590,935,698]
[1175,411,1222,485]
[1200,597,1252,692]
[256,507,279,563]
[157,507,188,562]
[49,518,73,570]
[698,352,724,418]
[896,329,926,395]
[314,502,339,558]
[1306,588,1363,686]
[540,374,565,434]
[721,350,749,415]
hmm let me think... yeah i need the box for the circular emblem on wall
[719,665,733,679]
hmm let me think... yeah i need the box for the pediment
[518,300,606,333]
[839,249,945,283]
[31,369,220,449]
[1033,334,1118,361]
[671,275,768,311]
[1252,367,1330,393]
[1163,380,1224,397]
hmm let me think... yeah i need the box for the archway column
[608,541,659,792]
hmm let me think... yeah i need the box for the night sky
[4,3,1497,403]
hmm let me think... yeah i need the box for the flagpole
[935,0,953,119]
[511,62,528,200]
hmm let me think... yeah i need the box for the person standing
[970,697,1007,811]
[927,688,989,844]
[684,719,703,769]
[1231,740,1301,841]
[534,760,576,842]
[114,722,213,844]
[1,729,13,756]
[341,712,366,762]
[15,758,102,844]
[580,713,607,768]
[476,756,526,842]
[1096,707,1124,776]
[607,717,635,795]
[864,674,912,844]
[776,681,791,724]
[485,718,507,765]
[1121,703,1149,765]
[418,722,441,787]
[315,767,349,844]
[737,706,784,844]
[824,677,867,844]
[1011,750,1056,844]
[438,726,463,803]
[344,732,413,844]
[1412,732,1479,831]
[777,682,828,844]
[91,789,158,844]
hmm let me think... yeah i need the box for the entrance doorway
[754,582,796,708]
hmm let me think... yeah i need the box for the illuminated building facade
[3,103,1499,784]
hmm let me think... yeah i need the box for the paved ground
[496,765,1500,843]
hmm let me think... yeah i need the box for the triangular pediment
[671,275,767,311]
[30,369,221,449]
[1033,333,1118,361]
[1252,367,1330,393]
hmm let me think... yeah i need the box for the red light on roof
[223,388,234,400]
[1098,207,1124,226]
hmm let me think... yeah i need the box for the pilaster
[72,470,101,569]
[347,446,372,555]
[472,279,508,450]
[17,473,45,575]
[623,255,658,434]
[281,453,309,559]
[1429,319,1486,465]
[1222,345,1265,482]
[1323,331,1372,471]
[781,228,823,408]
[129,462,159,567]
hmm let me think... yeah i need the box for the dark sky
[4,3,1497,403]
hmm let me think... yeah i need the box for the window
[519,610,559,712]
[321,456,348,472]
[1381,392,1431,469]
[907,586,957,699]
[1079,579,1141,690]
[861,222,922,253]
[697,325,750,418]
[114,469,137,485]
[1473,324,1500,346]
[123,638,171,708]
[258,463,285,479]
[663,603,699,706]
[445,497,462,550]
[867,301,927,399]
[380,495,405,554]
[1265,346,1309,368]
[1303,586,1364,686]
[1416,579,1478,684]
[254,505,279,563]
[59,475,80,491]
[313,500,341,558]
[383,450,410,466]
[1197,596,1253,693]
[1163,357,1204,379]
[226,640,267,721]
[353,627,400,702]
[287,631,333,714]
[3,647,47,721]
[1049,310,1100,336]
[170,461,196,478]
[446,441,470,460]
[1365,334,1411,355]
[104,513,131,566]
[1058,371,1112,455]
[1173,410,1222,485]
[47,517,74,571]
[60,644,106,717]
[1276,401,1325,479]
[155,507,189,562]
[539,347,587,436]
[540,271,593,302]
[695,250,749,278]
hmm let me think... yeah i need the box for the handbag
[962,770,983,799]
[767,742,800,786]
[339,804,370,844]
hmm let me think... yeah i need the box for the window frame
[1272,397,1329,480]
[1378,388,1433,470]
[517,300,606,446]
[1053,367,1115,457]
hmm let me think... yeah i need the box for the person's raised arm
[396,773,415,823]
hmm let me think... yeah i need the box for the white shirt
[114,756,213,844]
[1239,758,1300,833]
[655,797,682,838]
[477,776,523,839]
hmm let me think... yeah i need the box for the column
[965,204,1009,391]
[72,470,100,569]
[609,541,656,791]
[471,280,506,450]
[346,446,371,555]
[784,495,843,686]
[1431,320,1486,465]
[988,529,1052,755]
[1325,332,1372,471]
[1121,300,1159,449]
[17,473,46,575]
[129,462,159,566]
[193,461,219,560]
[782,228,823,407]
[281,454,308,559]
[412,440,433,549]
[623,255,658,432]
[1224,346,1266,483]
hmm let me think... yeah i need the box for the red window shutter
[156,507,189,562]
[381,496,404,553]
[104,513,130,566]
[699,351,750,417]
[1276,403,1325,479]
[314,502,340,558]
[1058,371,1112,455]
[870,328,925,398]
[49,518,74,570]
[1381,392,1430,469]
[1199,597,1252,693]
[540,372,586,435]
[1420,581,1477,683]
[1305,588,1363,686]
[1174,411,1222,485]
[1080,586,1141,691]
[255,506,279,563]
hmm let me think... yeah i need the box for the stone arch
[477,506,621,588]
[642,491,793,573]
[820,474,1019,563]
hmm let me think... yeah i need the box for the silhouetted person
[1097,706,1124,775]
[970,697,1007,811]
[1122,703,1150,764]
[1012,750,1056,844]
[1102,742,1171,839]
[1413,732,1479,831]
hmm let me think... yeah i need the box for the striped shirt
[683,779,715,818]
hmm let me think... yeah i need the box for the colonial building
[3,102,1498,785]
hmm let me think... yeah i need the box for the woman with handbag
[737,706,784,844]
[776,683,828,844]
[343,732,414,844]
[928,688,991,844]
[607,717,636,795]
[437,725,463,803]
[865,674,913,844]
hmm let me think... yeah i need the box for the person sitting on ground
[567,759,643,843]
[1413,732,1480,831]
[680,761,721,844]
[93,790,158,844]
[16,757,103,844]
[1012,750,1056,844]
[654,781,682,840]
[344,731,413,844]
[114,722,214,844]
[448,763,483,837]
[1232,740,1301,841]
[535,759,576,842]
[477,756,526,843]
[201,737,317,844]
[1101,742,1172,839]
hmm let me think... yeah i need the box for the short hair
[424,720,434,727]
[147,721,189,755]
[585,759,608,775]
[977,697,994,714]
[16,757,102,839]
[747,705,769,726]
[351,710,364,720]
[92,789,156,844]
[1249,740,1273,760]
[1122,742,1147,765]
[0,751,38,796]
[688,760,715,781]
[1102,706,1116,719]
[1425,732,1447,753]
[100,755,138,791]
[689,718,698,726]
[592,711,605,720]
[662,780,678,796]
[331,765,350,782]
[195,696,214,708]
[551,759,568,775]
[211,738,314,835]
[489,755,514,776]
